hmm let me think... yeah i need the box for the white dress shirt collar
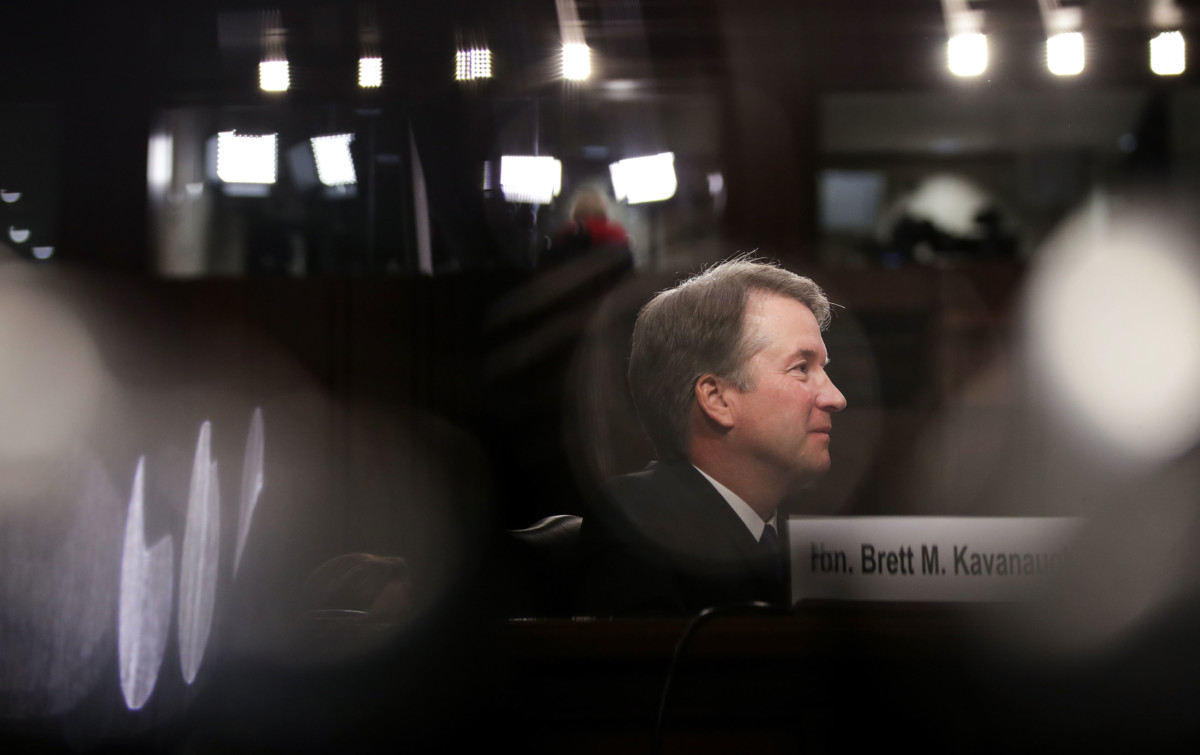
[693,465,777,541]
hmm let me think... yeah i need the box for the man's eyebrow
[788,347,829,366]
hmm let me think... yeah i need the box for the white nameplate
[788,517,1082,603]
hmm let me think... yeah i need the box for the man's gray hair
[628,258,832,461]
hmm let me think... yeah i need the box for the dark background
[4,1,1200,751]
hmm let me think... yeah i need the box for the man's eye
[792,364,808,374]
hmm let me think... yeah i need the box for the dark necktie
[760,523,785,586]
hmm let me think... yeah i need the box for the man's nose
[819,376,847,413]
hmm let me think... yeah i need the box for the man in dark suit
[577,259,847,615]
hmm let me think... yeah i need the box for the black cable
[651,601,791,755]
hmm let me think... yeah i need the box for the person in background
[544,188,632,268]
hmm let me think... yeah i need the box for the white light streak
[707,172,724,196]
[119,457,174,711]
[216,131,277,185]
[948,33,988,76]
[310,134,357,186]
[604,79,638,92]
[1047,32,1085,76]
[235,408,264,577]
[179,421,220,685]
[455,48,492,81]
[147,134,173,191]
[259,60,290,92]
[562,43,591,81]
[1151,31,1186,76]
[499,155,562,205]
[359,56,382,88]
[609,152,677,204]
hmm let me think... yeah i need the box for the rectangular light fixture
[610,152,677,204]
[562,43,591,81]
[310,134,357,186]
[1151,31,1186,75]
[259,60,289,92]
[948,32,988,76]
[216,131,277,184]
[1047,31,1084,75]
[455,48,492,81]
[359,57,382,87]
[499,156,562,205]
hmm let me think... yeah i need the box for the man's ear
[694,374,736,429]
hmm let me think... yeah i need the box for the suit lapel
[666,464,787,601]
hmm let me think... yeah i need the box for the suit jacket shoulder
[576,462,785,615]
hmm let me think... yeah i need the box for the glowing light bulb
[1151,31,1186,76]
[948,33,988,77]
[455,48,492,81]
[259,60,289,92]
[359,56,382,87]
[1047,32,1085,76]
[562,43,591,81]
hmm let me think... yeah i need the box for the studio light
[1151,31,1186,75]
[359,56,383,87]
[216,131,278,185]
[948,32,988,76]
[32,246,53,260]
[562,42,591,81]
[259,59,290,92]
[8,227,29,244]
[499,155,562,205]
[0,190,21,203]
[1047,31,1085,75]
[310,134,357,186]
[610,152,677,204]
[455,48,492,81]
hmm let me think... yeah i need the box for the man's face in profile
[726,292,847,486]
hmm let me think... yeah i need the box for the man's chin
[787,459,830,490]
